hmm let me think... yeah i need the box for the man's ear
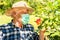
[5,8,15,16]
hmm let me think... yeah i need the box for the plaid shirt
[0,21,39,40]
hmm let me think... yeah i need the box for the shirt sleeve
[0,31,3,40]
[26,24,39,40]
[32,32,39,40]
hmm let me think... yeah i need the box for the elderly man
[0,1,39,40]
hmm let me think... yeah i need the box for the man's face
[12,8,28,18]
[15,8,28,14]
[13,8,29,24]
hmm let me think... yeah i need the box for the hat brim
[13,7,34,13]
[5,7,34,16]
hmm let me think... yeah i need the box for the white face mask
[21,14,30,25]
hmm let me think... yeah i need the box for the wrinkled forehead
[13,7,28,14]
[13,7,28,11]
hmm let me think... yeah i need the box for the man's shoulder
[26,24,33,27]
[0,24,8,31]
[0,24,8,27]
[0,22,13,26]
[0,22,12,30]
[23,24,34,31]
[24,24,34,28]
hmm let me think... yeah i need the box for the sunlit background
[0,0,60,40]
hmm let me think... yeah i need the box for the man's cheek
[18,18,22,22]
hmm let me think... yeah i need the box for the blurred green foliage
[0,0,60,40]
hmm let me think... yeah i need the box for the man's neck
[13,19,23,28]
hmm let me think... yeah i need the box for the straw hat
[5,1,34,16]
